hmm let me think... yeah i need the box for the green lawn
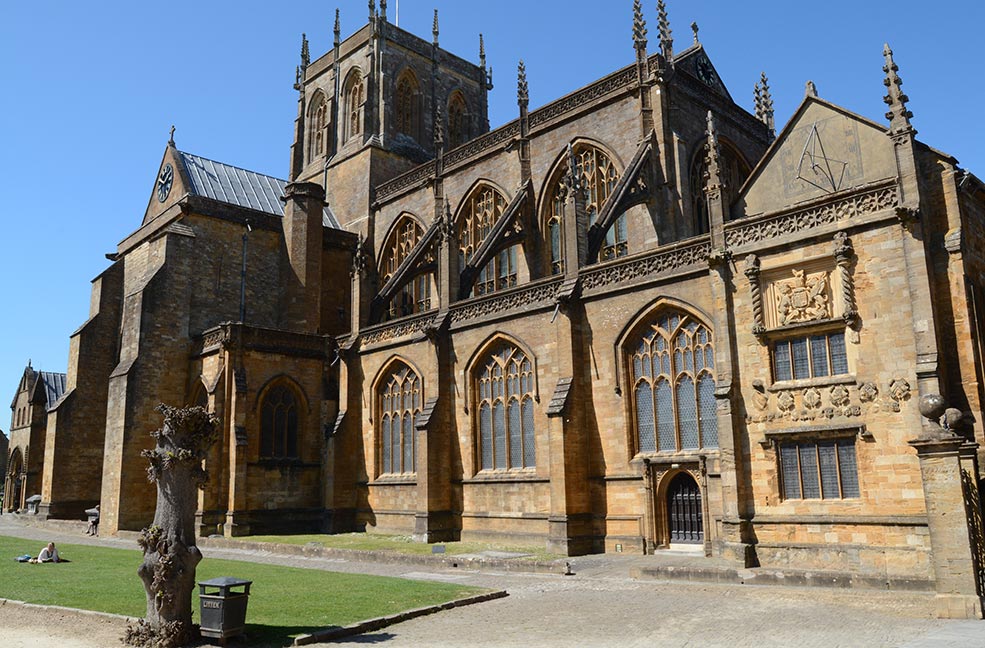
[0,535,482,646]
[244,532,560,562]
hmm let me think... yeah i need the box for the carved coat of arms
[776,269,830,325]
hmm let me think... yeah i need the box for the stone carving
[859,382,878,402]
[725,184,898,248]
[832,232,858,327]
[375,164,435,203]
[581,240,710,291]
[528,67,637,129]
[449,279,562,323]
[361,313,437,345]
[775,269,830,325]
[744,254,765,336]
[829,384,850,407]
[777,391,795,412]
[751,380,769,411]
[803,388,821,409]
[889,377,911,402]
[444,123,521,170]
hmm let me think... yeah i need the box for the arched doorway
[6,450,23,512]
[666,472,702,544]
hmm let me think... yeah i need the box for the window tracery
[344,73,364,144]
[447,92,469,149]
[475,344,535,471]
[630,310,717,453]
[380,215,433,319]
[395,70,420,141]
[308,93,329,162]
[458,186,517,296]
[690,140,751,234]
[260,382,300,459]
[379,364,421,475]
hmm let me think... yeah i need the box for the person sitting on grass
[36,542,60,563]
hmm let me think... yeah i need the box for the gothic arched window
[343,72,364,144]
[475,344,535,471]
[394,70,420,141]
[379,364,421,475]
[544,144,626,274]
[380,214,433,319]
[260,382,300,459]
[308,93,329,162]
[689,140,751,235]
[630,310,717,453]
[458,185,517,296]
[447,91,469,149]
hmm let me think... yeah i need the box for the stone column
[909,395,984,619]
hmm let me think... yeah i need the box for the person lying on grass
[33,542,60,563]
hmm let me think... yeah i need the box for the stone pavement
[1,514,982,647]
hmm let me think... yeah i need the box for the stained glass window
[630,310,717,453]
[476,344,536,470]
[378,365,421,475]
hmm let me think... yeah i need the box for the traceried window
[772,331,848,382]
[308,93,329,162]
[545,145,626,274]
[690,139,751,234]
[344,72,364,143]
[458,186,518,296]
[447,91,469,148]
[779,438,859,500]
[631,310,717,453]
[260,383,299,459]
[379,364,421,475]
[380,215,433,319]
[476,344,536,471]
[395,70,420,141]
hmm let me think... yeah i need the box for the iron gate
[667,472,703,543]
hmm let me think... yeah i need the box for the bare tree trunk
[125,405,218,648]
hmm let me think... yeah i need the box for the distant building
[27,2,985,618]
[3,363,66,512]
[0,428,8,485]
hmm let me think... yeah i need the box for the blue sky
[0,0,982,422]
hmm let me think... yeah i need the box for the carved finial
[168,125,176,146]
[432,9,439,46]
[334,9,341,47]
[757,72,775,137]
[563,142,581,195]
[300,33,310,71]
[633,0,647,52]
[704,111,722,191]
[517,60,529,107]
[434,104,444,149]
[368,0,375,22]
[379,0,387,22]
[657,1,673,60]
[805,80,818,98]
[479,33,486,68]
[690,21,699,44]
[882,43,914,133]
[294,65,302,93]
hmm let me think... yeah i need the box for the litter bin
[25,495,41,515]
[198,577,252,643]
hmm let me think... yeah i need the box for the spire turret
[633,0,647,52]
[805,80,818,98]
[657,0,673,61]
[517,60,529,108]
[479,33,486,68]
[434,104,444,151]
[704,111,722,192]
[883,43,914,133]
[334,9,341,48]
[754,72,775,139]
[368,0,375,22]
[432,9,439,46]
[379,0,387,22]
[300,33,310,73]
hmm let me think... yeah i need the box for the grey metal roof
[177,151,341,229]
[39,372,67,408]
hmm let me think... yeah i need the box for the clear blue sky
[1,0,982,421]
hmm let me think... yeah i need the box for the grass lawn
[244,532,561,562]
[0,535,482,646]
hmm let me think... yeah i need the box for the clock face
[157,163,174,202]
[695,57,717,86]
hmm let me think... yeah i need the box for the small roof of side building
[177,151,341,229]
[35,372,67,410]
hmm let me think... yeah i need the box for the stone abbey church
[7,1,985,617]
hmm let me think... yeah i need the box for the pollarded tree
[124,405,219,648]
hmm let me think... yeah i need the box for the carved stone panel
[766,268,831,327]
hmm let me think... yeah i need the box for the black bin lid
[199,577,252,588]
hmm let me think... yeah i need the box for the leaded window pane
[829,332,848,375]
[261,385,299,459]
[810,335,830,377]
[480,402,492,470]
[838,440,860,498]
[656,379,675,451]
[508,399,522,469]
[791,338,810,380]
[774,341,792,381]
[698,374,718,448]
[378,365,422,475]
[799,444,821,499]
[493,401,506,470]
[780,444,800,499]
[381,415,391,474]
[677,376,699,450]
[636,382,655,452]
[402,414,413,473]
[522,398,535,468]
[818,441,840,499]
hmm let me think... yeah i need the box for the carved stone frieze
[580,240,710,292]
[528,68,637,129]
[829,384,850,408]
[725,184,898,248]
[360,313,438,345]
[803,388,821,409]
[746,380,907,424]
[774,269,831,326]
[449,280,562,324]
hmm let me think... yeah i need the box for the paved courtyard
[0,515,982,648]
